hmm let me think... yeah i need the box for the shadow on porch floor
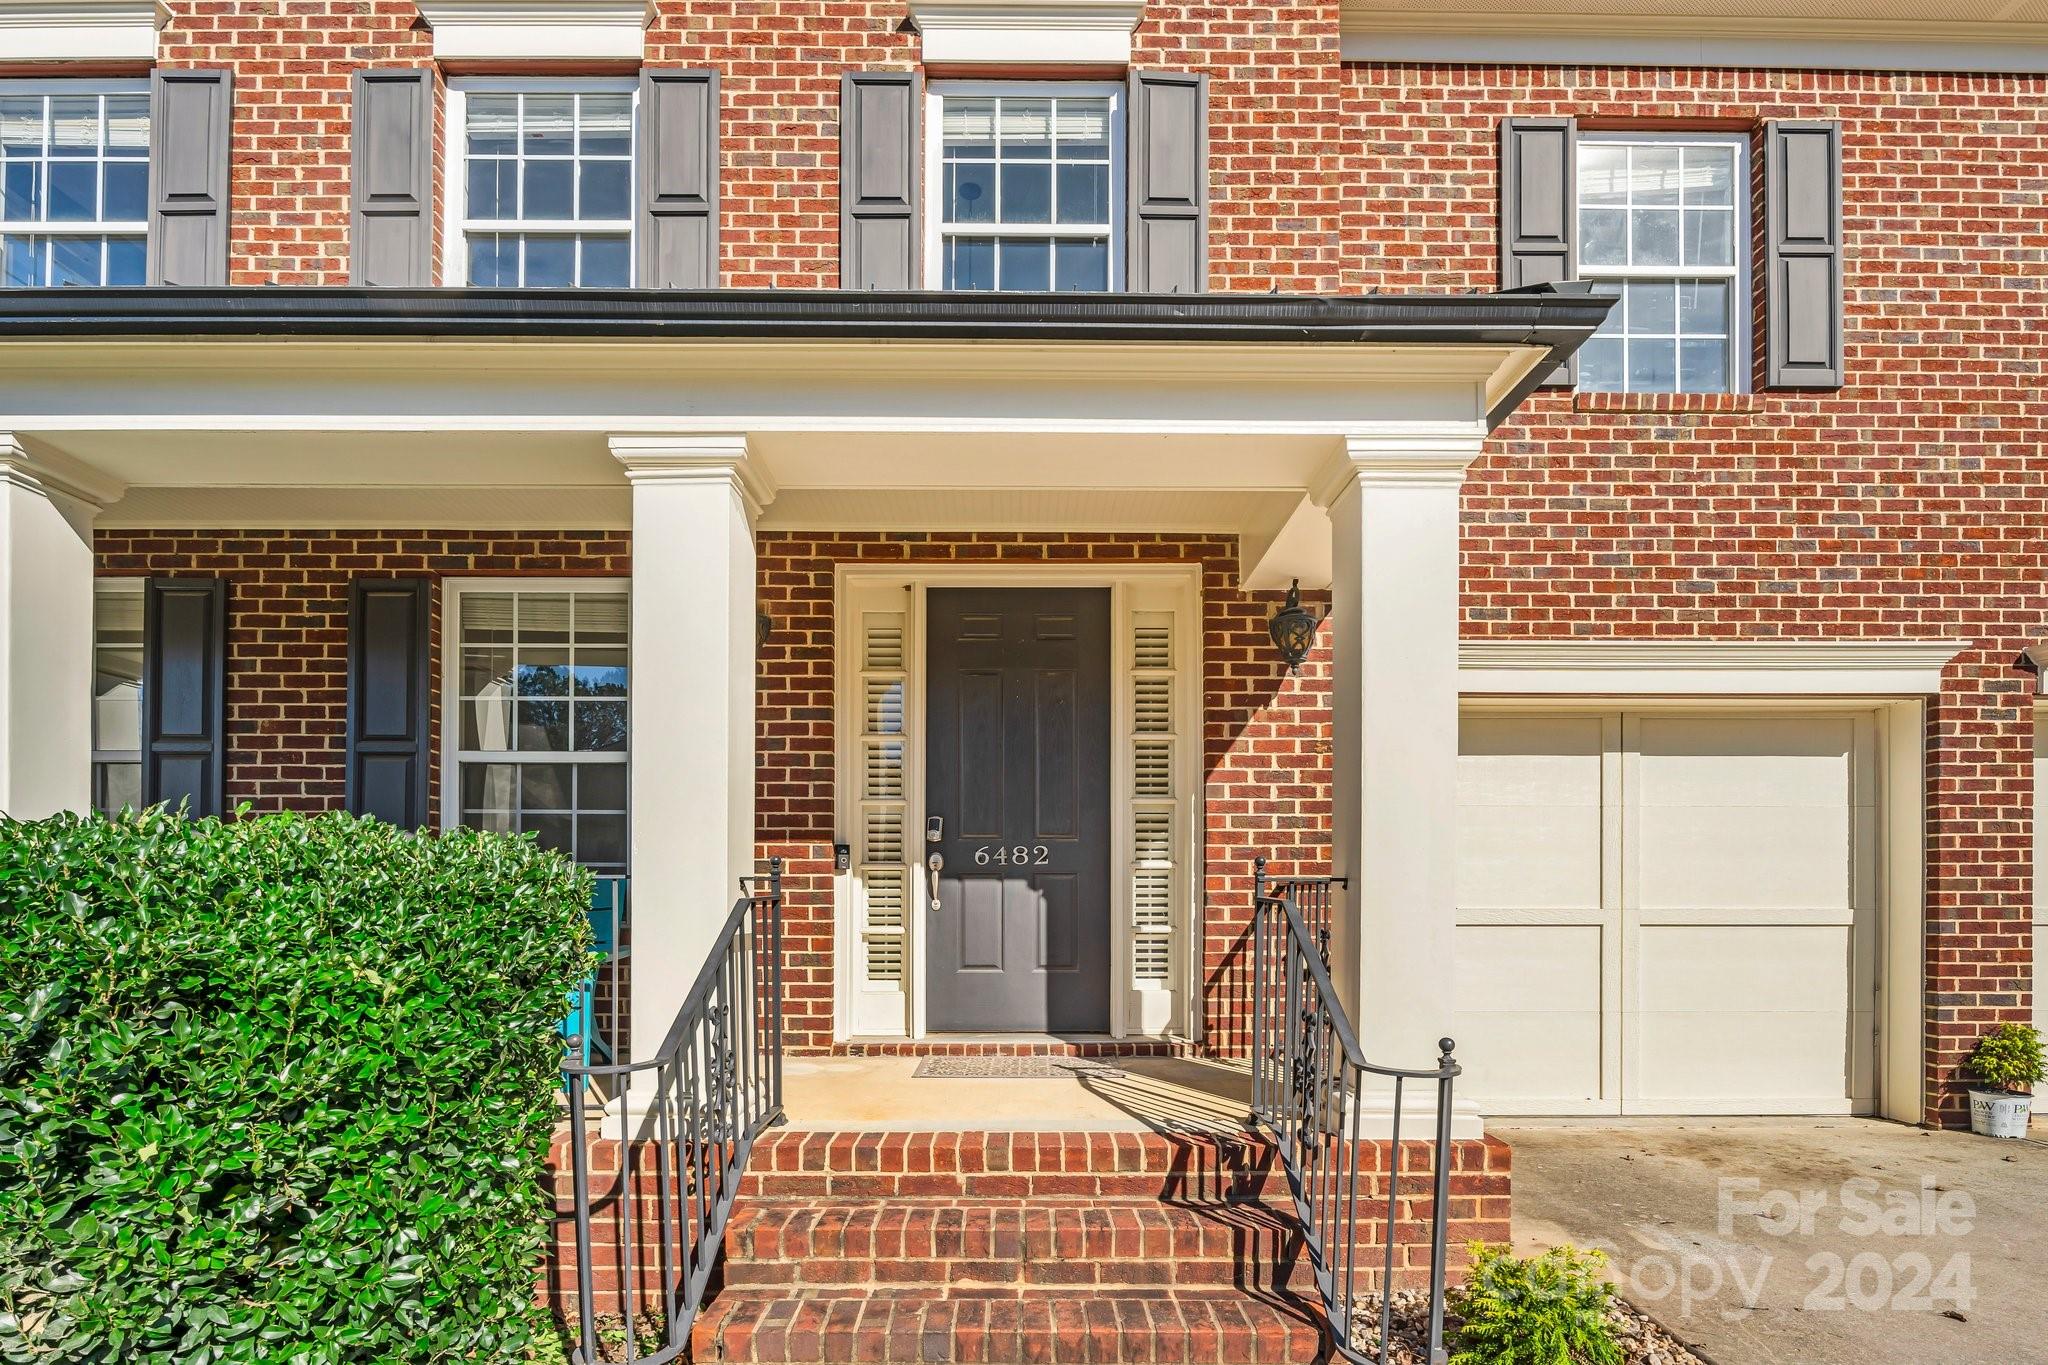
[779,1053,1254,1132]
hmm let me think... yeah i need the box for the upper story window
[1,83,149,288]
[445,80,636,288]
[926,83,1122,292]
[1576,133,1748,393]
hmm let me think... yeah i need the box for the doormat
[910,1057,1127,1079]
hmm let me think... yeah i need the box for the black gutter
[0,282,1612,426]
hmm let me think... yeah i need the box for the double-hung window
[446,80,635,288]
[926,83,1121,292]
[1576,133,1749,393]
[446,584,629,875]
[1,83,149,287]
[91,579,143,813]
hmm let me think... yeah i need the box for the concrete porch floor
[779,1053,1254,1132]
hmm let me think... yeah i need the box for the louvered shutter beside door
[346,580,431,830]
[1126,71,1207,294]
[1499,116,1578,387]
[1766,120,1845,389]
[640,69,720,289]
[350,69,434,287]
[839,72,921,290]
[141,578,226,817]
[147,69,233,287]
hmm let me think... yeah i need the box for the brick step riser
[722,1259,1307,1291]
[690,1293,1327,1365]
[739,1171,1288,1199]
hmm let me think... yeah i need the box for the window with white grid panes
[1576,134,1749,393]
[91,579,143,813]
[929,85,1120,292]
[451,84,634,287]
[0,85,148,287]
[452,587,629,875]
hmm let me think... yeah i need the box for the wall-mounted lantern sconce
[757,611,774,649]
[1267,579,1321,671]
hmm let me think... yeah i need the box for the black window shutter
[1126,71,1207,295]
[641,69,721,289]
[1766,120,1845,389]
[839,71,921,290]
[346,580,431,830]
[147,69,233,287]
[349,69,434,287]
[142,578,226,817]
[1499,116,1578,388]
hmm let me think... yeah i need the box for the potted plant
[1963,1022,2043,1139]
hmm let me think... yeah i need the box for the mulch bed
[1347,1287,1710,1364]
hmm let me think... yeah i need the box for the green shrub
[0,808,591,1364]
[1449,1243,1622,1365]
[1964,1021,2044,1094]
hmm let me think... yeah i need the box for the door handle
[926,851,944,911]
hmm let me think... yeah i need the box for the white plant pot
[1968,1089,2032,1139]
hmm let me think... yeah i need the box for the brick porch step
[689,1288,1327,1364]
[721,1198,1306,1290]
[741,1129,1286,1201]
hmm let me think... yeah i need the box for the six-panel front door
[925,588,1112,1033]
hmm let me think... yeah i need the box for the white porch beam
[1316,429,1483,1104]
[0,436,102,819]
[610,434,775,1066]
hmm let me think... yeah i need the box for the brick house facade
[3,0,2043,1354]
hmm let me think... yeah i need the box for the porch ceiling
[2,286,1612,588]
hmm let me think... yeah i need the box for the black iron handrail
[560,858,783,1364]
[1250,857,1460,1365]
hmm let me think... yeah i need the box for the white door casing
[834,564,1202,1041]
[1455,705,1886,1117]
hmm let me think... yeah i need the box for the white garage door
[1455,709,1879,1116]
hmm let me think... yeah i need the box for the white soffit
[0,0,168,62]
[413,0,652,61]
[909,0,1146,66]
[1459,638,1970,697]
[1339,1,2048,72]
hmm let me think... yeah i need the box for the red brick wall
[71,23,2045,1122]
[158,0,438,285]
[1335,63,2045,1124]
[93,530,630,811]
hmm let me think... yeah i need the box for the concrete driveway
[1496,1118,2047,1365]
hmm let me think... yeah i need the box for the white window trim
[908,0,1145,67]
[441,77,640,289]
[437,578,633,866]
[415,0,652,63]
[0,2,166,64]
[921,80,1126,292]
[1576,129,1752,395]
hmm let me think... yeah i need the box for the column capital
[1310,427,1487,508]
[0,434,122,511]
[608,432,777,517]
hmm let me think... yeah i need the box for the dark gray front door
[925,588,1112,1033]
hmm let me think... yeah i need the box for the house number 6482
[972,845,1050,866]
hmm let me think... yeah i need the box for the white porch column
[610,434,774,1061]
[1315,430,1483,1100]
[0,437,100,819]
